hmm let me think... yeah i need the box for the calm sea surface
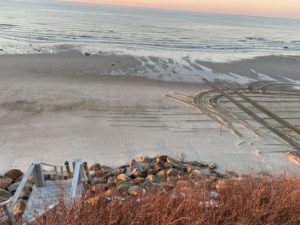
[1,0,300,62]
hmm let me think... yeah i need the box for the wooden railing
[71,159,82,198]
[0,160,84,225]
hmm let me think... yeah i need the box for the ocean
[1,0,300,63]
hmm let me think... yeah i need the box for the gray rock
[101,166,113,172]
[8,181,32,193]
[147,168,156,175]
[190,169,203,179]
[89,163,101,171]
[186,165,202,174]
[129,160,149,171]
[146,174,158,183]
[130,168,141,177]
[133,177,145,185]
[106,177,116,188]
[115,167,127,175]
[95,167,113,178]
[154,155,168,163]
[117,183,130,193]
[16,175,24,182]
[130,168,147,179]
[0,189,12,202]
[151,161,165,173]
[128,186,143,196]
[166,168,179,177]
[201,168,213,176]
[20,186,32,199]
[208,163,217,170]
[116,174,131,182]
[189,161,207,168]
[0,177,13,189]
[167,157,182,169]
[156,170,166,179]
[164,162,173,169]
[128,159,142,170]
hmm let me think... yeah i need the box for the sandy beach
[2,2,300,224]
[0,52,300,174]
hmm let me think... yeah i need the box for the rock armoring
[4,169,23,182]
[0,155,242,221]
[84,155,233,199]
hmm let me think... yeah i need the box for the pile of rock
[0,169,32,218]
[85,155,223,198]
[0,155,237,219]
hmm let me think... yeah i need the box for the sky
[62,0,300,19]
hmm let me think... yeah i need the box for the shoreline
[1,51,300,84]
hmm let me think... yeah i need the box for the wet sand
[200,55,300,81]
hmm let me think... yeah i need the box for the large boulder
[89,163,101,171]
[20,186,32,200]
[133,177,144,185]
[166,168,179,177]
[4,169,23,182]
[116,174,131,182]
[146,174,158,183]
[190,169,203,179]
[13,199,26,217]
[156,170,166,180]
[128,186,143,196]
[7,181,32,193]
[0,189,12,202]
[0,178,13,189]
[166,157,182,169]
[117,183,130,193]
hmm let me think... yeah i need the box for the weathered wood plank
[22,180,83,222]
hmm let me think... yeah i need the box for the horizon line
[59,0,300,21]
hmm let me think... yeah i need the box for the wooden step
[23,180,83,223]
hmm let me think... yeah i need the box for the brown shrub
[27,174,300,225]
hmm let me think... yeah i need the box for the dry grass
[27,174,300,225]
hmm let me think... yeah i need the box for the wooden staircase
[0,160,84,224]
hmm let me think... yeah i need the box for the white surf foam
[107,55,254,84]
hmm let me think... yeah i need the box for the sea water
[1,0,300,61]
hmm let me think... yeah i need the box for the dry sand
[0,52,299,174]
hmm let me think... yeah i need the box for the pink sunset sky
[62,0,300,19]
